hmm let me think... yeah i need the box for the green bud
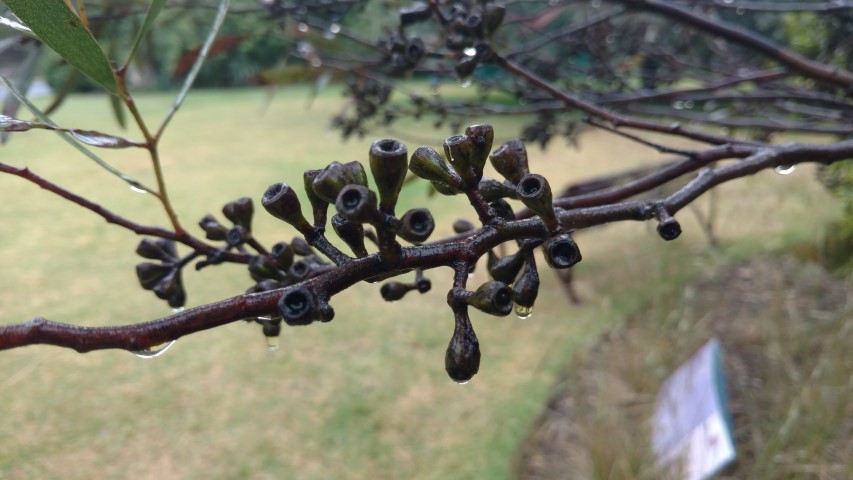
[278,286,318,326]
[222,197,254,232]
[467,281,514,316]
[516,173,558,231]
[369,139,409,214]
[444,134,479,187]
[397,208,435,243]
[312,161,369,204]
[303,169,329,227]
[489,139,529,184]
[445,310,480,383]
[465,124,494,179]
[335,184,379,224]
[542,233,582,269]
[291,237,313,256]
[409,146,458,185]
[331,214,369,257]
[262,183,312,233]
[488,252,525,284]
[136,238,178,262]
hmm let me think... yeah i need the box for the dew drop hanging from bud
[131,340,176,359]
[171,306,185,313]
[266,336,280,352]
[459,78,473,88]
[774,165,796,175]
[454,379,470,385]
[515,304,533,320]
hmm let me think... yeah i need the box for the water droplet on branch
[129,185,148,194]
[774,165,796,175]
[131,340,176,359]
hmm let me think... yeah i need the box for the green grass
[0,84,844,479]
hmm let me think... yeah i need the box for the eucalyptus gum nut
[467,281,514,316]
[397,208,435,243]
[369,139,408,214]
[416,277,432,293]
[226,226,247,247]
[489,199,516,221]
[464,124,494,177]
[291,237,313,256]
[152,268,181,300]
[271,241,295,270]
[312,161,369,204]
[399,2,432,26]
[222,197,254,231]
[261,183,312,232]
[454,56,478,82]
[380,281,410,301]
[513,261,540,308]
[409,146,455,184]
[445,313,480,383]
[198,214,228,241]
[404,37,425,63]
[136,262,174,290]
[303,169,329,226]
[516,173,557,229]
[657,217,682,241]
[331,214,368,257]
[335,184,379,223]
[483,3,506,36]
[488,253,525,284]
[248,255,283,280]
[431,181,462,196]
[543,234,582,269]
[452,219,476,233]
[278,286,318,326]
[478,178,516,202]
[262,322,281,338]
[489,139,529,184]
[288,260,311,281]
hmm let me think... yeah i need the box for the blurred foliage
[818,160,853,272]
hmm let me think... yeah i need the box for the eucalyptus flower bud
[152,268,186,308]
[431,181,462,196]
[335,184,379,224]
[136,238,178,262]
[445,310,480,383]
[416,276,432,293]
[278,286,318,326]
[409,146,458,186]
[513,259,539,309]
[483,3,506,36]
[222,197,254,232]
[198,214,228,241]
[312,161,369,204]
[271,241,295,270]
[542,233,582,269]
[262,183,312,233]
[331,214,369,257]
[467,281,514,316]
[444,134,480,187]
[397,208,435,243]
[136,262,174,290]
[489,139,529,184]
[478,178,516,202]
[369,139,408,214]
[452,219,476,234]
[490,199,516,221]
[488,251,525,284]
[516,173,558,231]
[464,124,494,179]
[303,169,329,227]
[249,255,284,281]
[290,237,314,256]
[226,225,247,247]
[380,281,411,301]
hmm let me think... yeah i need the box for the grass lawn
[0,84,844,479]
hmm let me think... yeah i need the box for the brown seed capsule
[466,281,514,316]
[489,139,529,184]
[369,139,408,214]
[445,309,481,383]
[222,197,254,231]
[397,208,435,243]
[335,184,379,224]
[516,173,558,232]
[542,233,582,269]
[278,286,318,326]
[262,183,312,234]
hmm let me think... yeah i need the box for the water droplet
[515,304,534,320]
[454,379,470,385]
[266,336,280,352]
[297,22,308,33]
[775,165,796,175]
[129,185,147,194]
[672,100,684,110]
[131,340,176,359]
[171,306,185,313]
[329,23,341,34]
[257,316,272,321]
[463,47,477,57]
[459,78,472,88]
[311,58,322,68]
[684,100,694,109]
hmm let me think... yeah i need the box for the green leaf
[1,0,118,94]
[0,14,35,37]
[124,0,166,68]
[67,130,143,149]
